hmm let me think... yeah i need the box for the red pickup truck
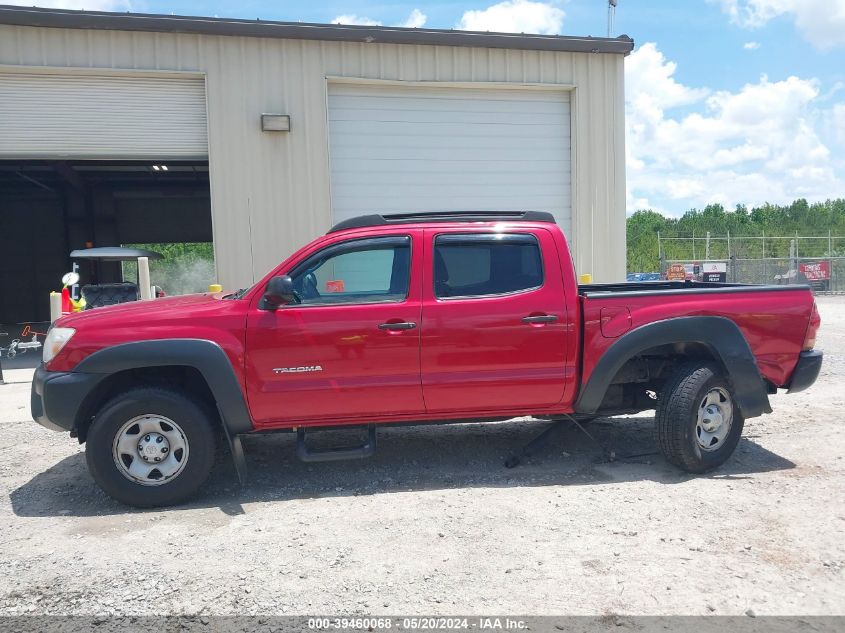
[32,212,823,507]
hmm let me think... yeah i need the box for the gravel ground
[0,298,843,617]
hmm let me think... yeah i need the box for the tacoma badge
[273,365,323,374]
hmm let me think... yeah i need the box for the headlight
[43,327,75,364]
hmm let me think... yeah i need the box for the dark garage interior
[0,160,212,324]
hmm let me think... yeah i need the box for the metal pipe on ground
[49,292,62,323]
[138,257,153,300]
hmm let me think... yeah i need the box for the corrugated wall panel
[0,24,626,286]
[0,71,207,158]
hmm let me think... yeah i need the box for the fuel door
[600,306,632,338]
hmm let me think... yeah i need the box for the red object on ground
[60,287,72,315]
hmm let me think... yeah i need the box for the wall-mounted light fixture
[261,114,291,132]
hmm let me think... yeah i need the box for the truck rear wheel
[85,387,216,507]
[655,362,744,473]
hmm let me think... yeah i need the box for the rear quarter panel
[581,287,815,388]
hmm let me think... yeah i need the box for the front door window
[290,237,411,305]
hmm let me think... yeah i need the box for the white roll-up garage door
[0,72,208,159]
[328,82,571,235]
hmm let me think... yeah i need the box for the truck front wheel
[85,387,216,507]
[655,362,744,473]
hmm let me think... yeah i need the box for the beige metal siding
[0,25,626,285]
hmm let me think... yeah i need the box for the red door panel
[245,231,424,427]
[420,228,569,413]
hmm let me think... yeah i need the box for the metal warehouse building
[0,5,632,323]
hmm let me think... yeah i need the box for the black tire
[655,362,744,473]
[86,387,216,507]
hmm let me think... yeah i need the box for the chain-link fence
[655,233,845,293]
[659,256,844,293]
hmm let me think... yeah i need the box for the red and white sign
[666,263,687,281]
[799,261,830,281]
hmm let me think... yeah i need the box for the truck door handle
[378,321,417,331]
[522,314,558,324]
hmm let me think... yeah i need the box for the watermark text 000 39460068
[308,617,521,630]
[302,616,837,632]
[1,617,843,633]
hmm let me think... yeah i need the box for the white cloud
[718,0,793,28]
[717,0,845,50]
[456,0,565,35]
[792,0,845,50]
[398,8,427,28]
[625,43,709,111]
[2,0,130,8]
[626,42,844,213]
[743,40,760,49]
[332,14,381,26]
[332,9,427,29]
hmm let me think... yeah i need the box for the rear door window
[433,234,543,298]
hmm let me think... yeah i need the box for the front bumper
[31,365,104,433]
[787,350,823,394]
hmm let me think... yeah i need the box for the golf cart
[68,247,165,310]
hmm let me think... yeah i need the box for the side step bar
[296,425,377,463]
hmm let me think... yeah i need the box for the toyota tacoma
[32,211,823,507]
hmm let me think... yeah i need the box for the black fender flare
[574,316,772,419]
[74,339,253,435]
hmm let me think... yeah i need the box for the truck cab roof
[328,211,557,233]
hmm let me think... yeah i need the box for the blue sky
[13,1,845,216]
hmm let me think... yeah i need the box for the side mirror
[262,275,296,310]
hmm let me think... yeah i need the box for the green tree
[627,198,845,273]
[122,242,215,295]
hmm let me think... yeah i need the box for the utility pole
[657,230,663,274]
[831,230,835,291]
[607,0,618,37]
[705,231,711,261]
[727,231,733,281]
[762,231,767,283]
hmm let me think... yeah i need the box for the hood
[56,293,224,328]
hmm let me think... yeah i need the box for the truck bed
[578,281,816,390]
[579,280,807,296]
